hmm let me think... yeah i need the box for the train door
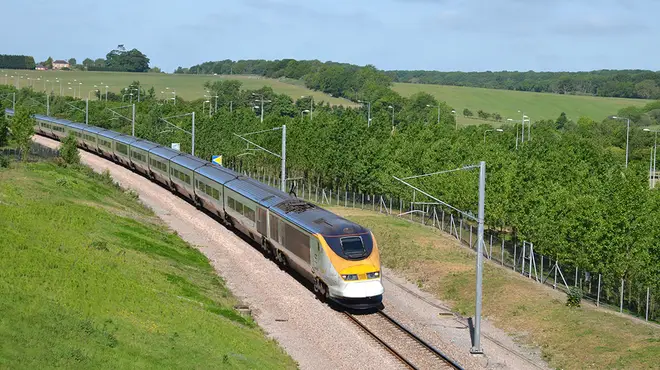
[310,236,321,274]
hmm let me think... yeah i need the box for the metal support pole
[620,279,624,313]
[597,274,601,307]
[501,239,504,266]
[131,104,136,137]
[471,161,486,355]
[12,92,15,110]
[46,94,49,116]
[575,267,578,287]
[85,99,89,125]
[625,118,630,168]
[192,112,195,156]
[280,124,286,192]
[646,287,650,321]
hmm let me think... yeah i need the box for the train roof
[81,126,107,135]
[170,153,207,170]
[130,139,159,151]
[272,202,369,237]
[195,163,239,185]
[149,146,180,160]
[113,134,138,145]
[66,122,88,131]
[225,176,292,207]
[35,114,74,126]
[98,129,122,139]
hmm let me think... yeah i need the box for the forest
[1,78,659,317]
[179,58,660,100]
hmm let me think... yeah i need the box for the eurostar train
[6,109,384,309]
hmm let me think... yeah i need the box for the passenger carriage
[223,176,290,246]
[128,139,158,176]
[193,164,238,217]
[111,134,137,167]
[147,146,179,187]
[96,130,121,159]
[168,154,206,200]
[80,126,106,153]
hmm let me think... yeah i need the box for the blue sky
[4,0,657,72]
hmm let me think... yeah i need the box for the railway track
[345,310,463,370]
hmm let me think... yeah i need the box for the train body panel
[81,126,106,152]
[129,140,158,175]
[96,130,121,159]
[169,154,206,200]
[111,134,137,166]
[147,146,178,186]
[193,164,238,217]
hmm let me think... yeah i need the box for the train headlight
[341,274,358,281]
[367,271,380,279]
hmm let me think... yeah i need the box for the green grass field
[0,69,353,106]
[329,207,660,370]
[0,161,295,369]
[393,83,651,126]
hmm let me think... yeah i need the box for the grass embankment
[0,162,295,369]
[393,83,650,127]
[329,207,660,369]
[1,69,353,106]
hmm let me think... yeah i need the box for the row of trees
[389,70,660,99]
[178,58,660,100]
[2,80,659,317]
[177,59,393,102]
[462,108,503,121]
[0,55,36,70]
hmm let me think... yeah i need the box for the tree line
[78,45,151,72]
[178,58,660,100]
[177,59,393,102]
[1,80,659,317]
[388,70,660,100]
[0,55,36,70]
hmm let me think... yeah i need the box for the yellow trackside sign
[212,155,223,166]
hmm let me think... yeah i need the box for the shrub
[60,133,80,165]
[566,286,583,307]
[0,155,9,168]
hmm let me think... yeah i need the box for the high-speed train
[5,109,384,309]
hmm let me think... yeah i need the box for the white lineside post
[471,160,486,355]
[46,94,49,116]
[191,111,195,156]
[85,99,89,125]
[131,104,136,137]
[281,124,286,192]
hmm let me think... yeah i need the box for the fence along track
[344,310,463,370]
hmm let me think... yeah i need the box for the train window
[235,201,244,214]
[212,188,219,200]
[228,197,235,210]
[285,223,310,263]
[339,237,367,259]
[244,207,255,222]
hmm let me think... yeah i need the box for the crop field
[393,83,650,126]
[0,69,354,106]
[0,162,295,369]
[329,207,660,370]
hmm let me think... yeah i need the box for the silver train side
[6,109,384,309]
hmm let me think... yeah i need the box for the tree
[44,57,53,69]
[60,132,80,165]
[68,58,77,66]
[94,58,106,68]
[556,112,569,129]
[105,45,150,72]
[493,112,503,122]
[0,109,7,146]
[10,107,35,161]
[149,66,162,73]
[463,108,473,117]
[82,58,94,69]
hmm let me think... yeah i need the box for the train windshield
[340,236,366,259]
